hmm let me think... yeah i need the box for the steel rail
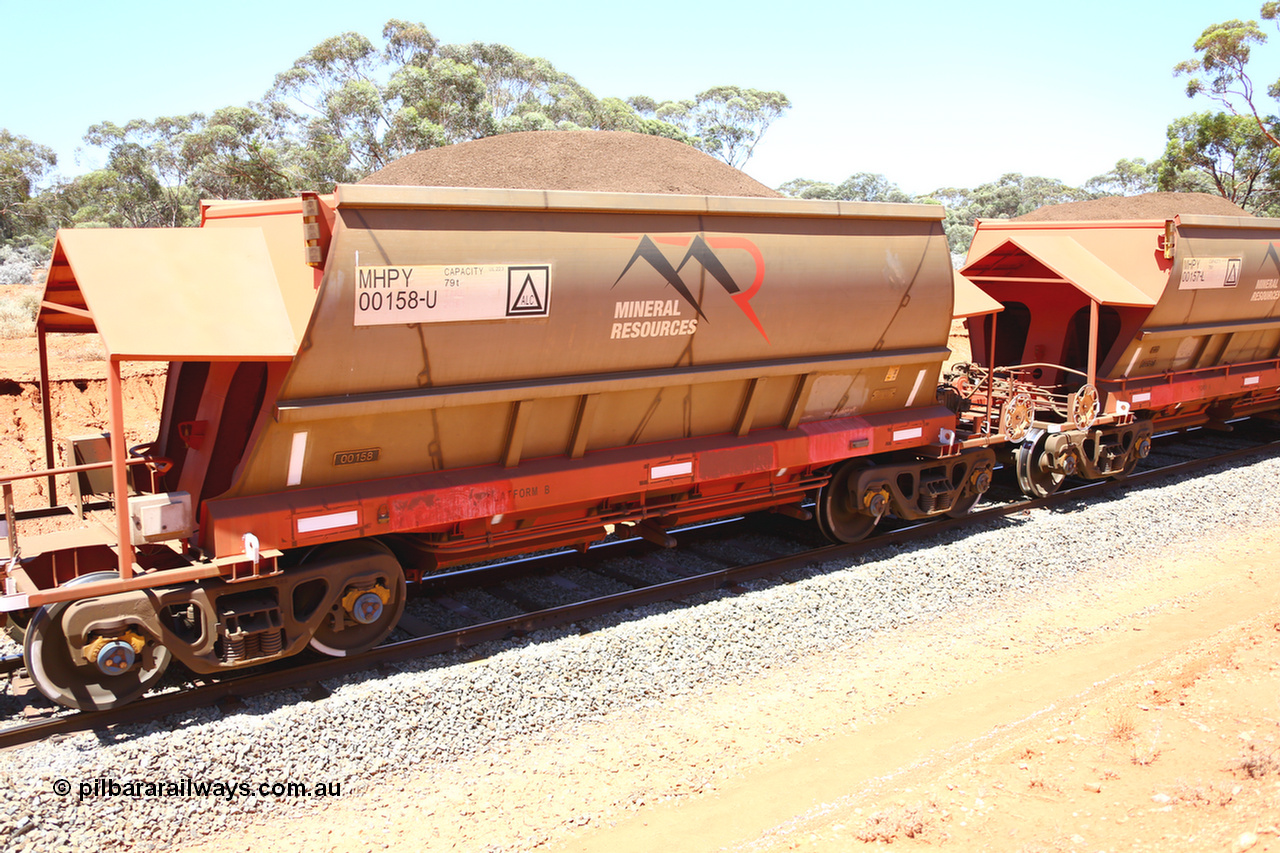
[2,429,1277,751]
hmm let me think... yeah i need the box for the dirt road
[557,532,1280,853]
[177,521,1280,853]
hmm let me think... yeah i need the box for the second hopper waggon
[947,213,1280,496]
[0,185,994,710]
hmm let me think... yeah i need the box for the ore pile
[359,131,782,197]
[1016,191,1250,221]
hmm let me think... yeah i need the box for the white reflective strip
[1131,392,1151,404]
[650,461,693,480]
[1244,375,1260,386]
[1047,424,1062,433]
[286,431,308,487]
[0,593,30,613]
[297,510,359,534]
[1124,348,1142,377]
[0,520,6,540]
[892,427,923,442]
[904,369,927,407]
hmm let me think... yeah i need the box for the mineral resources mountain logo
[1252,243,1280,302]
[611,234,769,342]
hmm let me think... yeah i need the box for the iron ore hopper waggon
[2,184,1006,711]
[948,214,1280,497]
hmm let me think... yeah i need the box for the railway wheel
[945,489,982,519]
[24,571,172,712]
[308,540,406,657]
[1112,432,1151,480]
[816,460,880,544]
[1014,428,1065,498]
[5,609,31,644]
[945,462,991,519]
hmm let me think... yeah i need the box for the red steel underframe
[1101,357,1280,418]
[1,406,958,609]
[204,406,959,559]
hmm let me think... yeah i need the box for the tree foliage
[1160,112,1280,209]
[0,18,792,262]
[684,86,790,168]
[182,105,298,201]
[22,11,1280,280]
[74,117,204,228]
[630,87,789,168]
[924,175,1093,257]
[1175,13,1280,147]
[0,130,56,242]
[1084,158,1159,196]
[1168,5,1280,211]
[261,23,756,187]
[777,171,1094,258]
[776,173,912,203]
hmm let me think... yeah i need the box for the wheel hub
[862,486,891,519]
[309,543,407,658]
[1015,428,1066,499]
[95,640,136,676]
[341,583,392,626]
[815,460,881,544]
[1052,450,1078,476]
[83,630,148,676]
[350,592,384,625]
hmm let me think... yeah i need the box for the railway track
[3,421,1278,751]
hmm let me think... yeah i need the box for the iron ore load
[0,134,997,711]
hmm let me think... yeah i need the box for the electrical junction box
[128,492,193,546]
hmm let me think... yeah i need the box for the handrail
[3,456,173,569]
[994,362,1088,380]
[0,455,172,487]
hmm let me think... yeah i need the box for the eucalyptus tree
[0,129,56,242]
[1175,9,1280,148]
[632,87,790,167]
[1160,112,1280,210]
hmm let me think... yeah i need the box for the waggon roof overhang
[952,271,1004,318]
[39,228,298,361]
[960,233,1157,308]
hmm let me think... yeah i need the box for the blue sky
[1,0,1272,195]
